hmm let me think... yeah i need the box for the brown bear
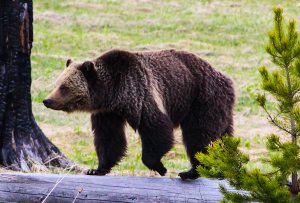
[43,49,235,180]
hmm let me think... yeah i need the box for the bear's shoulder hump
[99,49,137,65]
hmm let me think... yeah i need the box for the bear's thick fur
[44,49,235,180]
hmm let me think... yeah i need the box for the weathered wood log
[0,0,72,171]
[0,173,248,202]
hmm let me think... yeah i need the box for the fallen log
[0,173,247,202]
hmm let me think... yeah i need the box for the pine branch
[269,118,291,134]
[271,40,281,54]
[290,50,300,62]
[260,104,291,134]
[274,107,287,118]
[275,8,283,45]
[267,88,287,97]
[247,172,275,203]
[292,87,300,96]
[261,169,280,176]
[268,52,282,58]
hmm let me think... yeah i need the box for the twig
[42,164,77,203]
[261,105,291,134]
[267,89,286,97]
[293,87,300,96]
[43,154,68,165]
[268,118,291,134]
[271,40,281,55]
[55,163,71,183]
[72,188,83,203]
[261,169,280,176]
[290,50,300,62]
[268,52,282,58]
[274,107,286,120]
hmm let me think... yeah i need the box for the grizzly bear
[43,49,235,180]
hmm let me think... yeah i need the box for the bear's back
[134,49,234,125]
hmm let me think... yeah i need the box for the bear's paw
[178,169,199,180]
[85,168,110,176]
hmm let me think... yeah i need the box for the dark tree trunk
[0,0,71,171]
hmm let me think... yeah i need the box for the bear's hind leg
[223,116,234,137]
[138,110,174,176]
[179,109,224,180]
[86,112,127,176]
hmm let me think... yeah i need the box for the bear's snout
[43,99,53,108]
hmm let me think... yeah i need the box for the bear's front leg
[86,112,127,176]
[138,106,174,176]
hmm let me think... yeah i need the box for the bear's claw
[85,169,110,176]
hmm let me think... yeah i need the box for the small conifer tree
[196,7,300,202]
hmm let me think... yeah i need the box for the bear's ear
[66,59,74,67]
[78,61,97,80]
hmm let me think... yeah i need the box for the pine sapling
[196,6,300,202]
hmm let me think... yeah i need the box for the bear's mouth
[43,100,74,112]
[58,104,75,113]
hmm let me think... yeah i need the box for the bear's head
[43,59,97,113]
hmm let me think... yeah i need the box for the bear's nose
[43,99,53,107]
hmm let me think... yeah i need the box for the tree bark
[0,0,71,171]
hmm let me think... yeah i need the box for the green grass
[31,0,300,176]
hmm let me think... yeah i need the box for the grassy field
[23,0,300,176]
